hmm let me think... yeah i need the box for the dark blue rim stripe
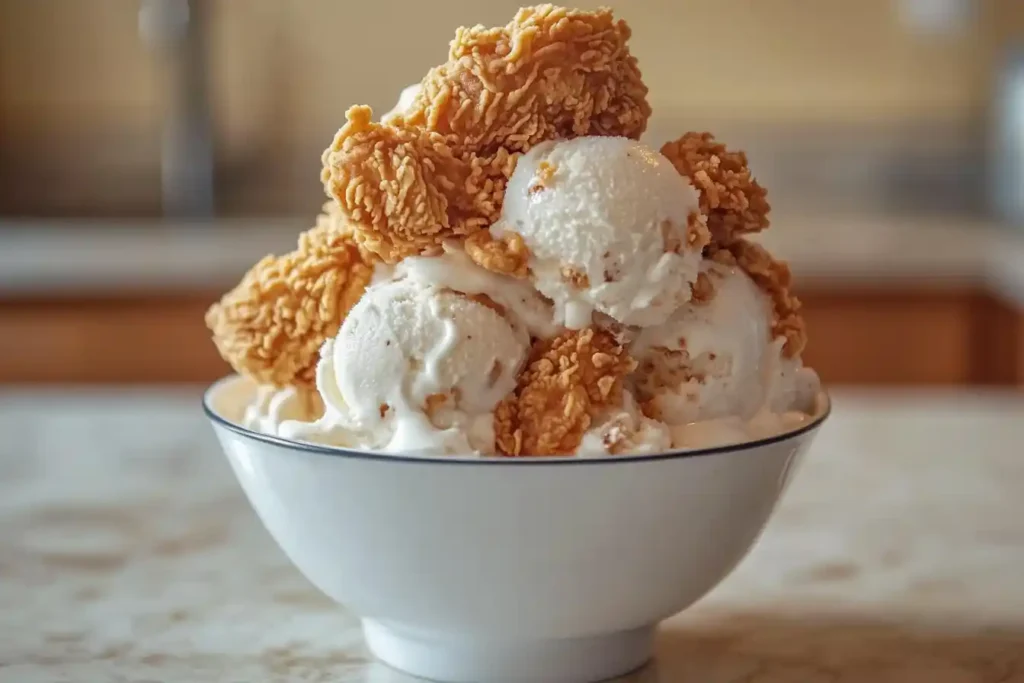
[202,375,831,465]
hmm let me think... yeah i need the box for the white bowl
[204,375,830,683]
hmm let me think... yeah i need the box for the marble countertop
[2,387,1024,682]
[2,214,1024,309]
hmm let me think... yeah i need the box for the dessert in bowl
[202,5,830,681]
[205,377,827,683]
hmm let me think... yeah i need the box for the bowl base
[362,619,655,683]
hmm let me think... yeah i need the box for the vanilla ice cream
[281,277,531,455]
[577,391,672,456]
[628,257,821,449]
[631,260,807,425]
[766,354,821,416]
[393,244,557,339]
[492,136,706,329]
[243,385,323,436]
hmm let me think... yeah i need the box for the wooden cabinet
[0,294,225,384]
[0,285,1021,385]
[799,286,1022,386]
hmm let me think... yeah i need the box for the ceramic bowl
[204,375,830,683]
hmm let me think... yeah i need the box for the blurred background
[0,0,1022,387]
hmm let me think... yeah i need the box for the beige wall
[0,0,1018,214]
[0,0,159,135]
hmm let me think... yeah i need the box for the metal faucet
[139,0,214,217]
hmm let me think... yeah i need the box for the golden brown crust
[321,106,516,263]
[660,132,770,244]
[404,6,649,147]
[322,6,650,263]
[464,230,531,278]
[493,327,637,456]
[686,210,712,251]
[205,215,375,388]
[706,240,806,357]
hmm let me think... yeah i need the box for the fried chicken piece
[465,230,531,278]
[494,328,637,456]
[206,206,376,387]
[403,5,650,149]
[322,5,651,263]
[660,132,770,244]
[322,107,516,263]
[706,239,807,357]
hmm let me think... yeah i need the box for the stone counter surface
[2,388,1024,682]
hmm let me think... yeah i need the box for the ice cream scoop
[766,355,822,415]
[284,278,531,455]
[492,136,707,329]
[630,261,783,425]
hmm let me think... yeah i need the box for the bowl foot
[362,619,655,683]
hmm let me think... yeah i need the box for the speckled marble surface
[2,388,1024,682]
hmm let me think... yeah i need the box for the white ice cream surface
[394,244,558,339]
[338,279,527,417]
[493,136,703,329]
[280,274,531,456]
[242,385,322,436]
[767,355,822,415]
[381,83,421,123]
[631,261,775,424]
[277,341,367,449]
[577,391,672,457]
[629,259,822,450]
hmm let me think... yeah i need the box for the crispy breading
[403,5,649,148]
[464,230,532,278]
[494,327,637,456]
[205,209,375,387]
[322,6,650,263]
[322,107,516,263]
[660,132,770,244]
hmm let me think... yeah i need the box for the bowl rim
[203,375,831,466]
